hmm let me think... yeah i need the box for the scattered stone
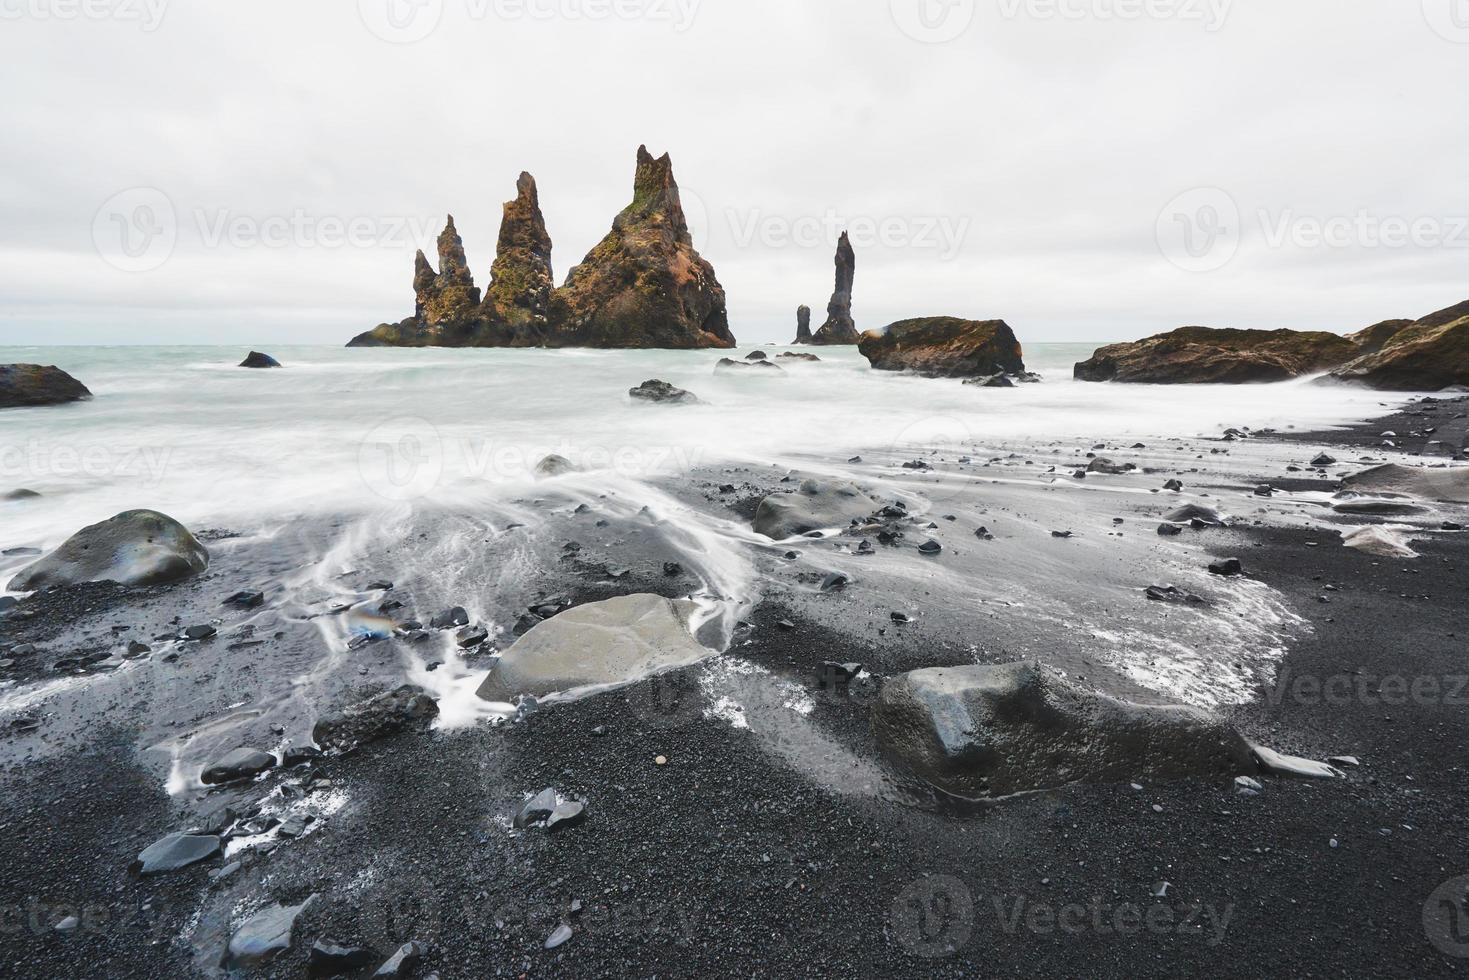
[974,527,994,540]
[1164,479,1184,491]
[308,941,376,977]
[1311,453,1338,466]
[1163,504,1225,526]
[545,923,574,950]
[430,606,469,630]
[456,625,489,648]
[1051,530,1073,539]
[183,624,217,640]
[373,941,426,977]
[818,662,863,689]
[819,572,849,592]
[55,916,79,932]
[124,640,151,657]
[201,747,276,785]
[1235,775,1263,796]
[1087,457,1135,475]
[1145,585,1204,604]
[225,590,265,609]
[1208,558,1244,577]
[547,801,587,831]
[890,611,911,624]
[1329,755,1360,767]
[312,685,440,753]
[225,897,316,969]
[918,539,942,555]
[663,561,684,576]
[134,832,222,874]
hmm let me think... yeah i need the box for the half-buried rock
[476,594,709,702]
[7,510,209,591]
[629,379,700,404]
[752,479,879,539]
[872,662,1255,798]
[534,454,580,478]
[312,685,439,753]
[1339,463,1469,504]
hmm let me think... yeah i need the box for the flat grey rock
[134,832,221,875]
[752,479,879,539]
[476,594,708,702]
[225,895,316,968]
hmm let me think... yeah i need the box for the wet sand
[2,403,1468,978]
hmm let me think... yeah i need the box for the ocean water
[0,342,1404,555]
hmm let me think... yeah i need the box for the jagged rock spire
[793,305,813,344]
[485,172,555,328]
[811,231,858,345]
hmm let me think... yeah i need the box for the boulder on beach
[752,478,880,539]
[476,594,709,701]
[629,379,700,404]
[872,661,1256,797]
[1340,463,1469,503]
[810,233,859,345]
[857,317,1025,378]
[0,364,91,408]
[201,747,276,785]
[312,684,439,753]
[1328,299,1469,390]
[7,510,209,591]
[225,897,316,969]
[1074,327,1359,383]
[238,351,281,368]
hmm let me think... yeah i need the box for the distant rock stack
[351,147,736,350]
[793,305,812,344]
[553,146,736,349]
[810,232,858,345]
[483,172,555,345]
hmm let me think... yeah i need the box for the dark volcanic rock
[858,317,1025,378]
[810,232,858,345]
[134,832,221,875]
[225,897,316,969]
[514,788,560,829]
[238,351,281,368]
[553,146,735,349]
[873,661,1255,797]
[201,747,275,784]
[373,941,426,977]
[1074,327,1359,383]
[308,941,377,977]
[629,379,700,404]
[7,509,208,591]
[776,351,821,362]
[312,685,439,753]
[793,304,813,344]
[482,171,557,344]
[752,479,879,539]
[0,364,91,408]
[1329,300,1469,390]
[715,357,782,374]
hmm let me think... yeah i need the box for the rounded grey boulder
[7,509,209,591]
[872,661,1255,798]
[752,479,879,539]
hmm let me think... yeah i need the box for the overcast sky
[1,1,1465,346]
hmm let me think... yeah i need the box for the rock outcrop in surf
[1074,327,1359,384]
[809,233,858,345]
[0,364,91,408]
[858,317,1025,378]
[349,148,734,350]
[1328,299,1469,390]
[793,305,813,344]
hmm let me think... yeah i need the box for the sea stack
[810,232,858,345]
[483,172,555,345]
[552,146,735,349]
[793,305,812,344]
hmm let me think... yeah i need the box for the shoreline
[2,399,1468,978]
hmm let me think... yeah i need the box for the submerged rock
[1329,299,1469,390]
[7,509,208,591]
[534,454,580,478]
[1074,328,1358,383]
[629,379,700,404]
[134,832,222,875]
[312,685,439,753]
[858,317,1025,378]
[201,747,276,785]
[751,479,879,539]
[715,357,782,374]
[225,896,316,969]
[0,364,92,408]
[239,351,281,368]
[810,232,858,344]
[872,662,1254,797]
[1340,462,1469,504]
[776,351,821,362]
[476,594,708,701]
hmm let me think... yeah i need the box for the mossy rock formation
[858,317,1025,378]
[349,147,734,350]
[1329,299,1469,390]
[1074,327,1359,384]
